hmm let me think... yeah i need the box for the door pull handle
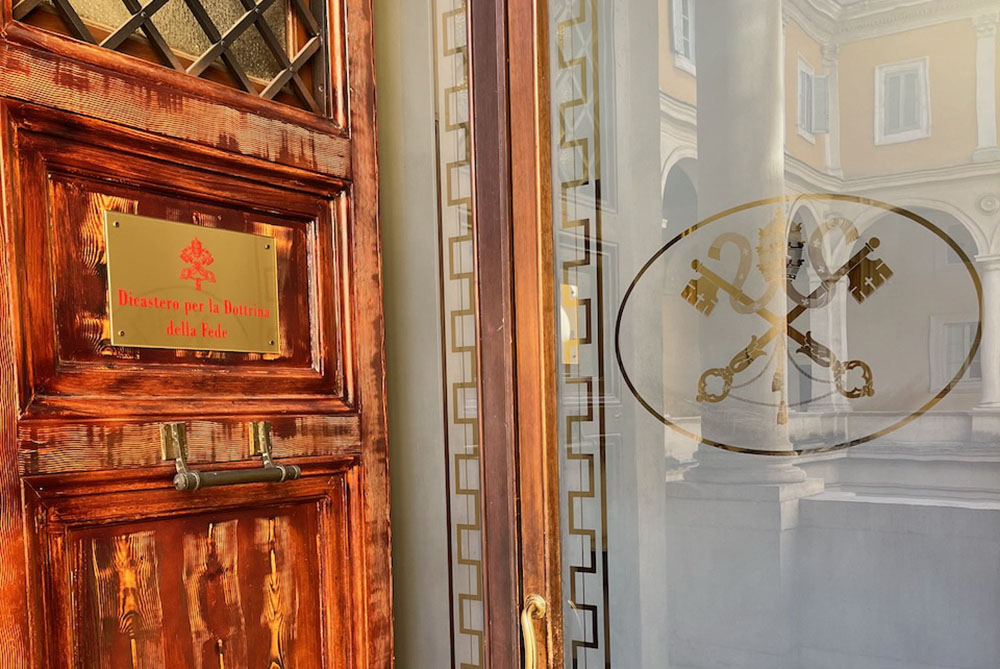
[521,594,547,669]
[160,421,302,491]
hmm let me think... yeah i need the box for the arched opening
[661,161,697,241]
[940,218,978,266]
[846,207,982,412]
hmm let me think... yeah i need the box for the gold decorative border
[554,0,612,665]
[433,1,485,667]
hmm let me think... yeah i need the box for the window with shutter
[672,0,695,73]
[812,74,830,134]
[798,69,812,133]
[876,58,930,144]
[797,57,827,140]
[945,322,982,381]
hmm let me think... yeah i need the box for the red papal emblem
[179,237,216,291]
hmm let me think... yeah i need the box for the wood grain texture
[0,0,391,661]
[67,503,329,667]
[85,530,167,668]
[0,20,349,173]
[22,475,351,667]
[16,7,320,113]
[6,104,352,419]
[183,520,247,669]
[0,103,31,666]
[508,0,563,667]
[344,0,394,664]
[467,0,522,665]
[19,415,361,475]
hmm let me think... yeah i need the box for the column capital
[821,43,839,68]
[975,12,999,38]
[975,254,1000,271]
[975,251,1000,408]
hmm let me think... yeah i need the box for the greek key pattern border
[554,0,612,666]
[434,2,485,667]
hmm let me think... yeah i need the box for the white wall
[797,494,1000,669]
[374,1,453,666]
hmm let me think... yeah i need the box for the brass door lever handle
[521,594,547,669]
[160,421,302,491]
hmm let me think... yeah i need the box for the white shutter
[797,70,809,129]
[902,70,920,128]
[688,0,695,63]
[672,0,684,56]
[884,73,902,134]
[812,74,830,134]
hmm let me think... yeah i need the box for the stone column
[974,13,1000,163]
[976,255,1000,408]
[601,1,669,666]
[665,5,820,669]
[696,0,785,216]
[666,0,823,669]
[822,44,843,177]
[694,0,794,458]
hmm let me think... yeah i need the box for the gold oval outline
[614,194,984,457]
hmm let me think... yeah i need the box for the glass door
[540,0,1000,667]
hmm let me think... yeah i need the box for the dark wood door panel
[4,103,355,419]
[0,24,350,175]
[18,416,362,476]
[47,175,318,371]
[26,471,356,668]
[75,509,324,668]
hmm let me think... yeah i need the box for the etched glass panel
[549,0,1000,667]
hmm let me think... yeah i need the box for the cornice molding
[785,154,844,192]
[659,91,697,130]
[844,161,1000,193]
[839,0,1000,42]
[660,90,1000,195]
[785,0,1000,46]
[974,11,1000,36]
[784,0,838,43]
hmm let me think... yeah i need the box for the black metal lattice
[13,0,327,114]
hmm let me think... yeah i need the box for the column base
[972,146,1000,162]
[971,405,1000,442]
[686,444,808,484]
[664,476,824,668]
[803,394,851,412]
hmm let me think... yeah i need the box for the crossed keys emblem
[681,211,893,412]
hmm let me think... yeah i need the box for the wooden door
[0,0,390,665]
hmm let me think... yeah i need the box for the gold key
[681,261,723,316]
[847,238,893,303]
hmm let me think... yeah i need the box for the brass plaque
[104,211,280,354]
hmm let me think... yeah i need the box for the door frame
[467,0,561,666]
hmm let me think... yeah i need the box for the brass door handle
[521,594,547,669]
[160,421,301,491]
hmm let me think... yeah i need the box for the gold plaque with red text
[104,211,280,353]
